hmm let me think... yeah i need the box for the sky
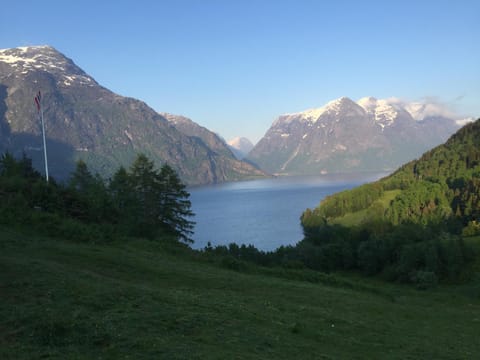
[1,0,479,143]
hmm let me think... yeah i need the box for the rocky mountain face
[227,137,254,159]
[247,96,461,175]
[161,113,265,181]
[0,45,265,185]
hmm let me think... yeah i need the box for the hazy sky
[1,0,479,143]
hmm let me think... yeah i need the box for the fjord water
[189,172,387,251]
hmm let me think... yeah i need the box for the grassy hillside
[2,228,480,359]
[306,119,480,228]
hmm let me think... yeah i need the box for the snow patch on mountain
[357,96,403,127]
[227,137,254,159]
[280,97,365,124]
[274,96,469,132]
[0,45,94,86]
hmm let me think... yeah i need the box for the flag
[34,91,41,112]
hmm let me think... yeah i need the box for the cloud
[455,117,475,126]
[383,96,464,121]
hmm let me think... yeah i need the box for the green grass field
[1,227,480,359]
[332,190,402,226]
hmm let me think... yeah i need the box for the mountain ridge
[0,45,266,185]
[248,96,463,175]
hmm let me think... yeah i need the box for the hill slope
[296,120,480,283]
[0,46,264,185]
[1,228,480,359]
[304,119,480,227]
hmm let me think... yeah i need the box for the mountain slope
[248,96,461,175]
[161,113,266,181]
[0,46,264,185]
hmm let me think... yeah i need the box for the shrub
[411,270,438,290]
[462,221,480,237]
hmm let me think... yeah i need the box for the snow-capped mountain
[356,96,415,129]
[0,45,265,184]
[227,137,254,159]
[247,96,462,175]
[0,45,99,92]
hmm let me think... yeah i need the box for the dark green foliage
[203,220,475,285]
[302,119,480,230]
[0,152,194,244]
[385,181,451,225]
[297,222,473,284]
[295,120,480,283]
[124,154,195,242]
[157,163,195,241]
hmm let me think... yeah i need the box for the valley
[1,41,479,360]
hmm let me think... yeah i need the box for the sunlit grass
[332,190,402,226]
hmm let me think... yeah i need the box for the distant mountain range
[227,137,254,159]
[0,45,265,185]
[0,45,472,184]
[247,96,467,175]
[160,114,264,181]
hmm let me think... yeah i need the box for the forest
[0,152,195,244]
[296,120,480,285]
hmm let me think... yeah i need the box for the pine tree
[128,154,195,242]
[68,160,111,222]
[158,163,195,243]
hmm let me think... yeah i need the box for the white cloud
[383,96,465,121]
[455,117,475,126]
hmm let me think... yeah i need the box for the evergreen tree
[158,163,195,243]
[109,166,137,226]
[68,160,111,223]
[128,154,195,242]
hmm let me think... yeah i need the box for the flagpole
[36,91,49,182]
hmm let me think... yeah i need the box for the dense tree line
[204,220,474,288]
[291,120,480,285]
[0,152,194,243]
[384,181,452,225]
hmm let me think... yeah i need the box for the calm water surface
[189,173,387,251]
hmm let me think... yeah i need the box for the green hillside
[298,120,480,284]
[2,228,480,359]
[306,119,480,228]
